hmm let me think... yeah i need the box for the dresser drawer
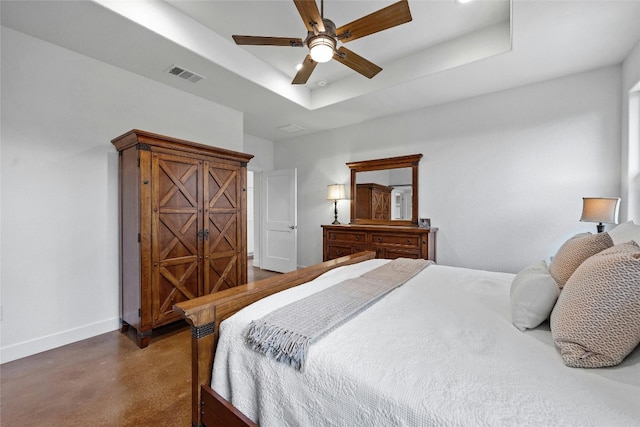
[326,244,364,259]
[379,247,422,259]
[327,231,366,244]
[371,233,420,248]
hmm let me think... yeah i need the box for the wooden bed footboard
[174,251,376,427]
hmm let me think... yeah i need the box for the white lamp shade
[580,197,620,224]
[326,184,346,201]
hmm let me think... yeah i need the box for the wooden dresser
[322,224,436,262]
[112,129,253,347]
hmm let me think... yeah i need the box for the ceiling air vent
[166,65,206,83]
[278,123,305,133]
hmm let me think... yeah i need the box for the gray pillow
[550,242,640,368]
[548,232,613,288]
[510,261,560,331]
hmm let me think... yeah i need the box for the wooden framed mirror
[347,154,422,226]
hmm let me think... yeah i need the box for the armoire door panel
[157,260,198,314]
[157,161,199,208]
[208,214,237,251]
[205,253,238,294]
[157,213,199,258]
[203,162,242,294]
[152,152,203,322]
[372,192,390,220]
[206,163,238,210]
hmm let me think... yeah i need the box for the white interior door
[261,169,297,273]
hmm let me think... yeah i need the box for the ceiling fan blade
[293,0,325,33]
[232,35,304,47]
[292,55,318,85]
[336,0,412,43]
[333,46,382,79]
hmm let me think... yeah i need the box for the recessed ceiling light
[295,63,303,71]
[317,80,328,87]
[456,0,473,4]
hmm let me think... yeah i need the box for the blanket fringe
[246,320,310,370]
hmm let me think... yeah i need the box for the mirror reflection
[355,168,413,221]
[348,154,422,226]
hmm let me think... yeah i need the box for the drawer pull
[356,236,360,241]
[377,237,382,242]
[407,239,411,244]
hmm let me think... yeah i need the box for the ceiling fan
[232,0,412,85]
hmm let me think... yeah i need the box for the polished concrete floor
[2,322,193,426]
[1,262,280,427]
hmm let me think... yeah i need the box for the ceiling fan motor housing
[307,18,337,63]
[306,18,337,45]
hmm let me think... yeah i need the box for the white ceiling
[2,0,640,142]
[167,0,511,85]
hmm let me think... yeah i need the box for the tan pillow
[548,232,613,288]
[550,242,640,368]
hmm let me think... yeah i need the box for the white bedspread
[212,259,640,426]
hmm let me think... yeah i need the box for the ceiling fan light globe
[310,45,333,63]
[308,36,335,63]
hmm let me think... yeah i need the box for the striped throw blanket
[246,258,433,370]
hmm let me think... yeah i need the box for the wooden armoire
[355,183,392,220]
[112,130,253,348]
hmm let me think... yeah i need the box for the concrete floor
[1,263,280,426]
[1,322,192,426]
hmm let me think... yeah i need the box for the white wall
[0,27,244,363]
[621,39,640,221]
[244,134,274,173]
[275,66,622,273]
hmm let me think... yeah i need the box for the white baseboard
[0,317,120,364]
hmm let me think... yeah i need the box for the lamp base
[332,199,340,225]
[597,222,605,233]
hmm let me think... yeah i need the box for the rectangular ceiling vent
[278,123,305,133]
[166,65,206,83]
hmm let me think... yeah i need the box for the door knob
[289,225,297,229]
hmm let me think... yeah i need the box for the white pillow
[510,260,560,331]
[608,221,640,245]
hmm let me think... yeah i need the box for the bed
[174,227,640,427]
